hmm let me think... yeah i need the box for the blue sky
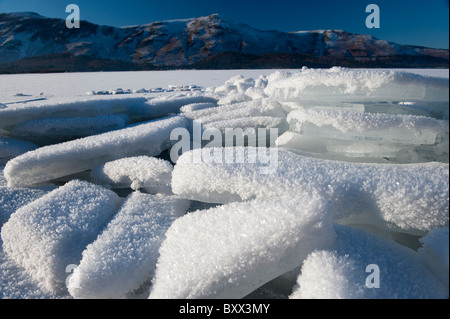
[0,0,448,49]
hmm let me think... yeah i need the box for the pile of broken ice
[0,67,448,299]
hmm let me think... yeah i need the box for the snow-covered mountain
[0,12,448,73]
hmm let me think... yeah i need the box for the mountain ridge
[0,12,448,73]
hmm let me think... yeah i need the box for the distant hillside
[0,12,448,73]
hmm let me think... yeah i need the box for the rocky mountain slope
[0,12,448,73]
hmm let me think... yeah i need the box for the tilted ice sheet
[172,147,449,235]
[287,108,449,145]
[68,192,190,299]
[142,93,218,119]
[90,156,173,194]
[4,115,188,187]
[1,180,122,294]
[265,67,449,103]
[149,195,335,299]
[179,102,217,113]
[289,224,448,299]
[0,96,149,131]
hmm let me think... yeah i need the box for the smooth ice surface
[149,195,335,299]
[1,180,122,294]
[4,116,188,187]
[68,192,190,299]
[173,147,449,234]
[418,227,449,286]
[90,156,173,194]
[265,68,450,103]
[287,108,449,145]
[289,225,448,299]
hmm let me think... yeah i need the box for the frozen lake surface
[0,68,448,299]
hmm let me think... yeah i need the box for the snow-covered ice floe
[68,192,190,299]
[0,68,448,299]
[3,116,187,187]
[90,156,174,194]
[1,180,122,294]
[289,224,448,299]
[149,195,334,299]
[173,147,448,235]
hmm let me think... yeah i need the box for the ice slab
[149,195,335,299]
[68,192,190,299]
[0,96,149,131]
[265,68,449,104]
[418,227,449,287]
[182,99,286,122]
[287,108,449,145]
[0,186,54,226]
[289,225,448,299]
[172,147,449,235]
[203,116,286,139]
[4,116,188,187]
[180,102,217,113]
[1,180,122,294]
[90,156,173,194]
[142,94,217,119]
[276,131,448,163]
[12,115,130,144]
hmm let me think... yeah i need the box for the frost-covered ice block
[0,138,38,162]
[287,108,449,145]
[172,147,449,235]
[143,94,217,119]
[4,116,187,187]
[204,117,287,135]
[289,225,448,299]
[418,227,449,287]
[1,180,122,294]
[12,115,129,144]
[90,156,173,194]
[275,131,329,154]
[182,99,285,122]
[180,102,217,113]
[0,97,149,131]
[0,186,54,226]
[181,100,261,120]
[149,195,335,299]
[265,68,449,104]
[68,192,190,299]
